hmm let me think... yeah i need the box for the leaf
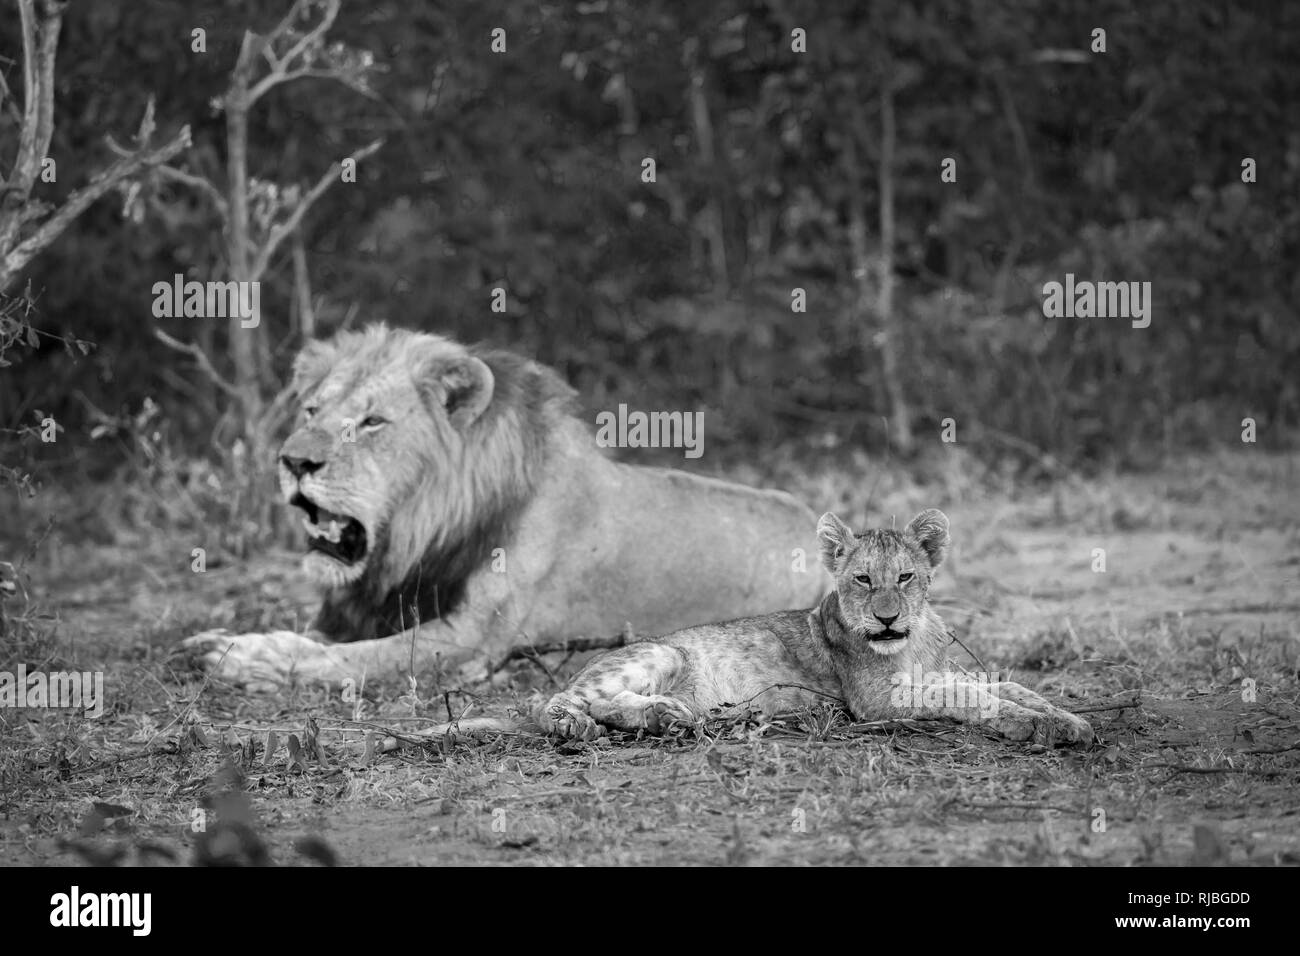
[264,730,280,764]
[25,326,39,348]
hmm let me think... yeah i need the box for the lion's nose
[281,455,324,479]
[874,613,898,627]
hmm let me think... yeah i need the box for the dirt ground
[2,448,1297,866]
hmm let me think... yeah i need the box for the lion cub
[537,509,1092,746]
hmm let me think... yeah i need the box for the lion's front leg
[178,630,340,692]
[982,679,1094,743]
[893,674,1092,745]
[179,617,489,691]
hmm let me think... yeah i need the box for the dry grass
[1,448,1298,866]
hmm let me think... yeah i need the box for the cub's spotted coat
[435,509,1093,747]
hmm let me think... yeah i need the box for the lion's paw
[587,692,694,734]
[539,696,601,741]
[987,710,1037,742]
[177,629,335,691]
[640,695,695,733]
[987,702,1092,746]
[1038,706,1093,745]
[987,681,1054,713]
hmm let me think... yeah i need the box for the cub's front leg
[982,679,1093,743]
[537,642,693,739]
[894,674,1092,745]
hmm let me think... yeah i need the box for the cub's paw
[588,692,695,734]
[980,690,1093,746]
[987,681,1055,713]
[1040,706,1093,745]
[639,695,695,733]
[987,704,1092,746]
[177,629,333,692]
[986,708,1037,742]
[538,696,601,741]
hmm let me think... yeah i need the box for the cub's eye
[898,571,915,583]
[360,415,388,429]
[303,406,319,420]
[854,574,872,587]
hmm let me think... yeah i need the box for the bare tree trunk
[873,83,912,454]
[0,0,190,291]
[293,233,315,339]
[684,37,728,292]
[843,84,912,456]
[224,46,262,420]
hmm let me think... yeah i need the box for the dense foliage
[2,0,1296,486]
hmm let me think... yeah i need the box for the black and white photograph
[0,0,1296,898]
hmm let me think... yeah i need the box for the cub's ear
[421,354,495,429]
[905,508,950,568]
[817,512,854,572]
[291,338,339,396]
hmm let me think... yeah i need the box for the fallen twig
[487,629,631,676]
[1069,695,1143,714]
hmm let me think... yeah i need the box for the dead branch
[0,0,193,288]
[154,328,242,401]
[487,629,633,677]
[249,138,382,280]
[104,138,229,221]
[1068,695,1143,714]
[247,0,343,104]
[2,123,191,288]
[1150,763,1297,779]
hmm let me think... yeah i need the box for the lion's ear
[905,508,950,569]
[817,512,854,573]
[422,355,495,428]
[292,339,338,396]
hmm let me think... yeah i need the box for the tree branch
[248,0,342,105]
[2,122,192,289]
[249,138,382,280]
[154,328,242,401]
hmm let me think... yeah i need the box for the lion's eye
[303,406,319,420]
[360,415,388,429]
[898,571,915,583]
[854,574,872,587]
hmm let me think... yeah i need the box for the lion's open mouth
[870,628,909,642]
[291,493,367,564]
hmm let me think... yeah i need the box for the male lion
[424,509,1093,746]
[182,324,827,690]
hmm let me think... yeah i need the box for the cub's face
[818,509,949,657]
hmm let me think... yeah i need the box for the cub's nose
[281,455,323,479]
[874,613,898,627]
